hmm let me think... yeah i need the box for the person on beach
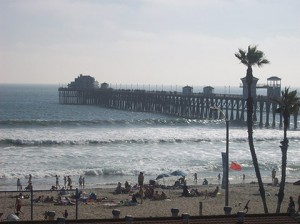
[139,186,144,204]
[297,194,300,214]
[194,173,197,183]
[17,178,22,191]
[78,176,83,189]
[64,176,67,188]
[131,194,138,203]
[25,182,32,191]
[63,209,68,219]
[138,172,144,187]
[15,194,23,216]
[287,196,295,215]
[179,176,185,184]
[182,181,191,197]
[67,176,72,190]
[272,168,276,183]
[55,175,60,189]
[28,174,32,184]
[114,182,123,194]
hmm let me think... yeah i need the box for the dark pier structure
[59,75,298,129]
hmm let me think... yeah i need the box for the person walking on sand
[55,175,60,189]
[17,178,22,191]
[15,194,23,216]
[78,176,83,189]
[194,173,198,183]
[64,176,67,188]
[28,174,32,184]
[272,168,276,183]
[67,176,72,190]
[138,172,144,187]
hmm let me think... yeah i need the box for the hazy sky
[1,0,300,88]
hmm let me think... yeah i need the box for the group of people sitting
[182,182,219,198]
[31,195,57,204]
[114,181,133,194]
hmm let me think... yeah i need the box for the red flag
[230,162,242,171]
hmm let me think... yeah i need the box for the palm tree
[273,87,299,213]
[235,45,270,214]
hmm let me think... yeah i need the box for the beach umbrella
[156,173,170,180]
[170,170,187,177]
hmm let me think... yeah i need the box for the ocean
[0,84,299,191]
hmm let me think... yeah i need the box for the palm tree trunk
[276,111,289,213]
[246,66,269,214]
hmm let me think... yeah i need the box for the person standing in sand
[28,174,32,184]
[64,176,67,188]
[139,186,144,204]
[194,173,197,183]
[272,168,276,183]
[78,176,83,189]
[55,175,60,189]
[138,172,144,187]
[15,194,23,216]
[67,176,72,190]
[297,195,300,214]
[17,178,22,191]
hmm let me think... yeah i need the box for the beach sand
[1,182,299,221]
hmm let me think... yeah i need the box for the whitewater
[0,84,299,191]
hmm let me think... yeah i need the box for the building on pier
[203,86,214,95]
[68,74,99,89]
[267,76,281,98]
[182,86,193,95]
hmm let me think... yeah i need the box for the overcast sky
[1,0,300,88]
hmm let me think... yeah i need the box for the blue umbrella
[170,170,187,177]
[156,173,170,180]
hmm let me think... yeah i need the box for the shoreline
[1,182,299,221]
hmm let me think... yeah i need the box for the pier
[58,74,298,129]
[58,87,298,129]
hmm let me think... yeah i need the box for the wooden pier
[58,87,299,129]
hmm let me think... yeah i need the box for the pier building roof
[68,74,99,89]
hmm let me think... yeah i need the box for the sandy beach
[1,182,299,221]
